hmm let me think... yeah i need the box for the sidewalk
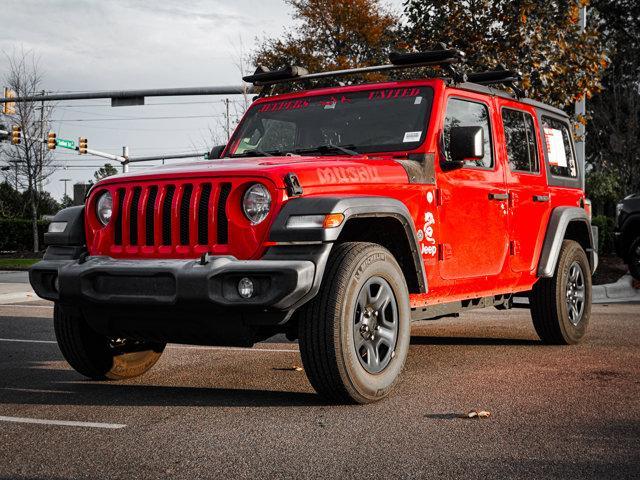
[592,274,640,304]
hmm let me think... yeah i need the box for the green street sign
[56,138,75,149]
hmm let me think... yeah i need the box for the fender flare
[538,206,597,277]
[44,206,85,246]
[269,196,428,294]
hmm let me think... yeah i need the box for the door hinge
[438,243,452,261]
[509,240,521,256]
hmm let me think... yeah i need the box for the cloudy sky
[0,0,404,199]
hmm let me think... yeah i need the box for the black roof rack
[467,68,523,97]
[242,48,466,87]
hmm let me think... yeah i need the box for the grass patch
[0,258,39,270]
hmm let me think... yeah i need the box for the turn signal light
[323,213,344,228]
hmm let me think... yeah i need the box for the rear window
[541,116,577,178]
[502,108,539,173]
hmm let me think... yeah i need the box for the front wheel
[54,304,166,380]
[298,242,411,404]
[530,240,592,344]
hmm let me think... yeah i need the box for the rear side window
[444,98,493,168]
[541,116,577,178]
[502,108,539,173]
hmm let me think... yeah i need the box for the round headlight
[242,183,271,224]
[96,191,113,226]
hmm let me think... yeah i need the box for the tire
[530,240,592,345]
[298,242,411,404]
[53,303,165,380]
[627,237,640,281]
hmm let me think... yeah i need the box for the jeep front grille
[110,181,231,254]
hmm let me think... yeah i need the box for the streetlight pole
[575,5,587,190]
[60,178,71,197]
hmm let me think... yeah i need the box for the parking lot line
[0,415,126,429]
[0,304,53,309]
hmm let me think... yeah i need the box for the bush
[0,219,49,252]
[591,215,616,255]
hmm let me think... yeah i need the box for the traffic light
[47,131,57,150]
[2,88,16,115]
[11,125,21,145]
[78,137,88,154]
[0,124,7,142]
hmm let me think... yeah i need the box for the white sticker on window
[403,131,422,143]
[544,127,567,168]
[414,96,422,105]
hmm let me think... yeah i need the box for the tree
[254,0,400,74]
[2,49,56,251]
[0,181,22,218]
[585,0,640,210]
[60,194,73,209]
[403,0,608,109]
[93,163,118,182]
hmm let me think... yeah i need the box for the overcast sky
[0,0,404,200]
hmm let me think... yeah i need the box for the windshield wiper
[231,148,281,158]
[293,144,359,156]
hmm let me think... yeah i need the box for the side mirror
[208,145,226,159]
[442,126,484,169]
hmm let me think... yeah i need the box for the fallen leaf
[273,366,304,372]
[460,409,491,419]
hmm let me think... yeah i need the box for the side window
[444,98,493,168]
[502,108,539,173]
[541,116,578,178]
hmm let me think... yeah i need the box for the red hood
[95,155,409,189]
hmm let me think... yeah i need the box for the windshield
[226,86,433,157]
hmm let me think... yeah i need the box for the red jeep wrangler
[30,50,597,404]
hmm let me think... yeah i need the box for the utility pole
[122,146,129,173]
[60,178,71,197]
[38,90,45,192]
[575,5,587,190]
[225,98,230,140]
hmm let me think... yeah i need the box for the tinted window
[228,87,434,156]
[502,109,539,173]
[444,98,493,168]
[542,116,578,178]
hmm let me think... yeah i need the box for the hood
[95,155,409,189]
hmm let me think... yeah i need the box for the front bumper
[29,255,315,312]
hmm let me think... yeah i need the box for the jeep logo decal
[317,166,380,184]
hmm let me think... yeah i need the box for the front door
[437,94,509,280]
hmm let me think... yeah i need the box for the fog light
[238,277,254,298]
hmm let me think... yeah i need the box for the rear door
[498,103,551,273]
[437,93,509,279]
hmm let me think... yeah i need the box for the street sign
[56,138,75,149]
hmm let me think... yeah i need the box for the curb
[593,275,640,304]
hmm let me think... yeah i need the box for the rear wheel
[627,237,640,281]
[298,242,411,404]
[54,303,165,380]
[530,240,592,344]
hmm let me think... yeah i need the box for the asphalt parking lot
[0,275,638,479]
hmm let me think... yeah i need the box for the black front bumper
[30,255,315,312]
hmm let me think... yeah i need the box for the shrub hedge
[0,219,49,252]
[591,215,616,255]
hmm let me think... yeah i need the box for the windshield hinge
[284,172,303,197]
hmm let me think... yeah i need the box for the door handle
[533,195,550,202]
[488,192,508,201]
